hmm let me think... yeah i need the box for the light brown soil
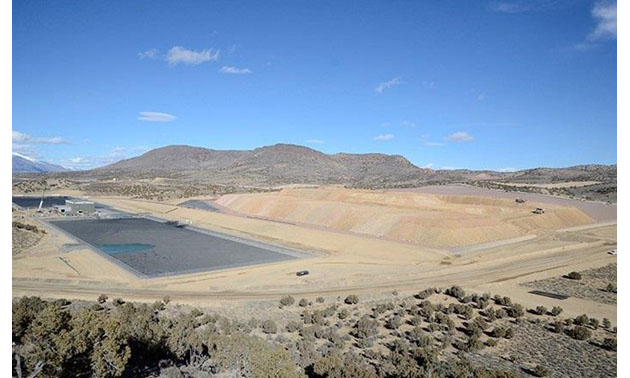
[12,228,43,255]
[522,264,617,304]
[11,188,616,327]
[214,188,593,248]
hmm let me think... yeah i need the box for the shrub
[494,296,512,306]
[356,338,373,349]
[408,326,431,347]
[190,308,203,317]
[551,306,563,316]
[574,314,589,326]
[507,304,524,318]
[533,365,549,377]
[491,327,506,338]
[409,315,423,326]
[485,308,497,322]
[162,295,171,305]
[354,316,379,339]
[416,288,435,300]
[113,298,125,306]
[589,318,600,329]
[454,304,474,320]
[321,305,337,318]
[337,308,350,320]
[569,326,591,340]
[261,319,277,334]
[472,316,488,330]
[298,298,308,307]
[567,271,582,280]
[312,355,377,378]
[603,318,611,329]
[466,335,484,352]
[316,297,325,303]
[533,306,547,315]
[286,320,301,333]
[602,338,617,351]
[504,327,514,339]
[97,294,108,304]
[386,316,403,330]
[476,298,489,309]
[280,295,295,306]
[311,310,325,325]
[344,295,359,305]
[550,320,564,334]
[465,322,483,338]
[90,303,104,311]
[605,283,617,293]
[445,285,466,299]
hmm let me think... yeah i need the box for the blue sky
[12,0,617,171]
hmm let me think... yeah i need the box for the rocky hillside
[97,144,429,186]
[14,144,616,202]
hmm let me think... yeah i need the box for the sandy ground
[394,184,616,222]
[12,186,616,324]
[215,188,593,249]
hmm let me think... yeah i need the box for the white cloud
[420,163,434,169]
[12,130,68,144]
[422,81,435,89]
[477,93,486,101]
[61,146,149,170]
[166,46,220,65]
[446,131,474,142]
[588,1,616,41]
[374,134,394,141]
[375,77,402,94]
[400,121,416,128]
[572,1,616,50]
[305,139,325,145]
[219,66,252,74]
[488,2,525,13]
[138,48,159,59]
[488,0,561,14]
[424,141,445,147]
[137,112,176,122]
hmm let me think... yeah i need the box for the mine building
[54,199,95,215]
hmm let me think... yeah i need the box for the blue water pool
[98,243,155,254]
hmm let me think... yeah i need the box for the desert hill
[13,143,616,202]
[97,143,428,186]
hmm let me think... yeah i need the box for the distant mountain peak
[12,152,38,163]
[12,153,69,173]
[96,143,425,186]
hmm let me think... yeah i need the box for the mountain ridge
[12,153,69,173]
[92,143,615,187]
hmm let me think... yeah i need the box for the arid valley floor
[12,180,619,377]
[13,185,616,321]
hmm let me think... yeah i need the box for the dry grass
[467,319,616,378]
[522,264,617,305]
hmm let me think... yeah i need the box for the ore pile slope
[216,188,593,248]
